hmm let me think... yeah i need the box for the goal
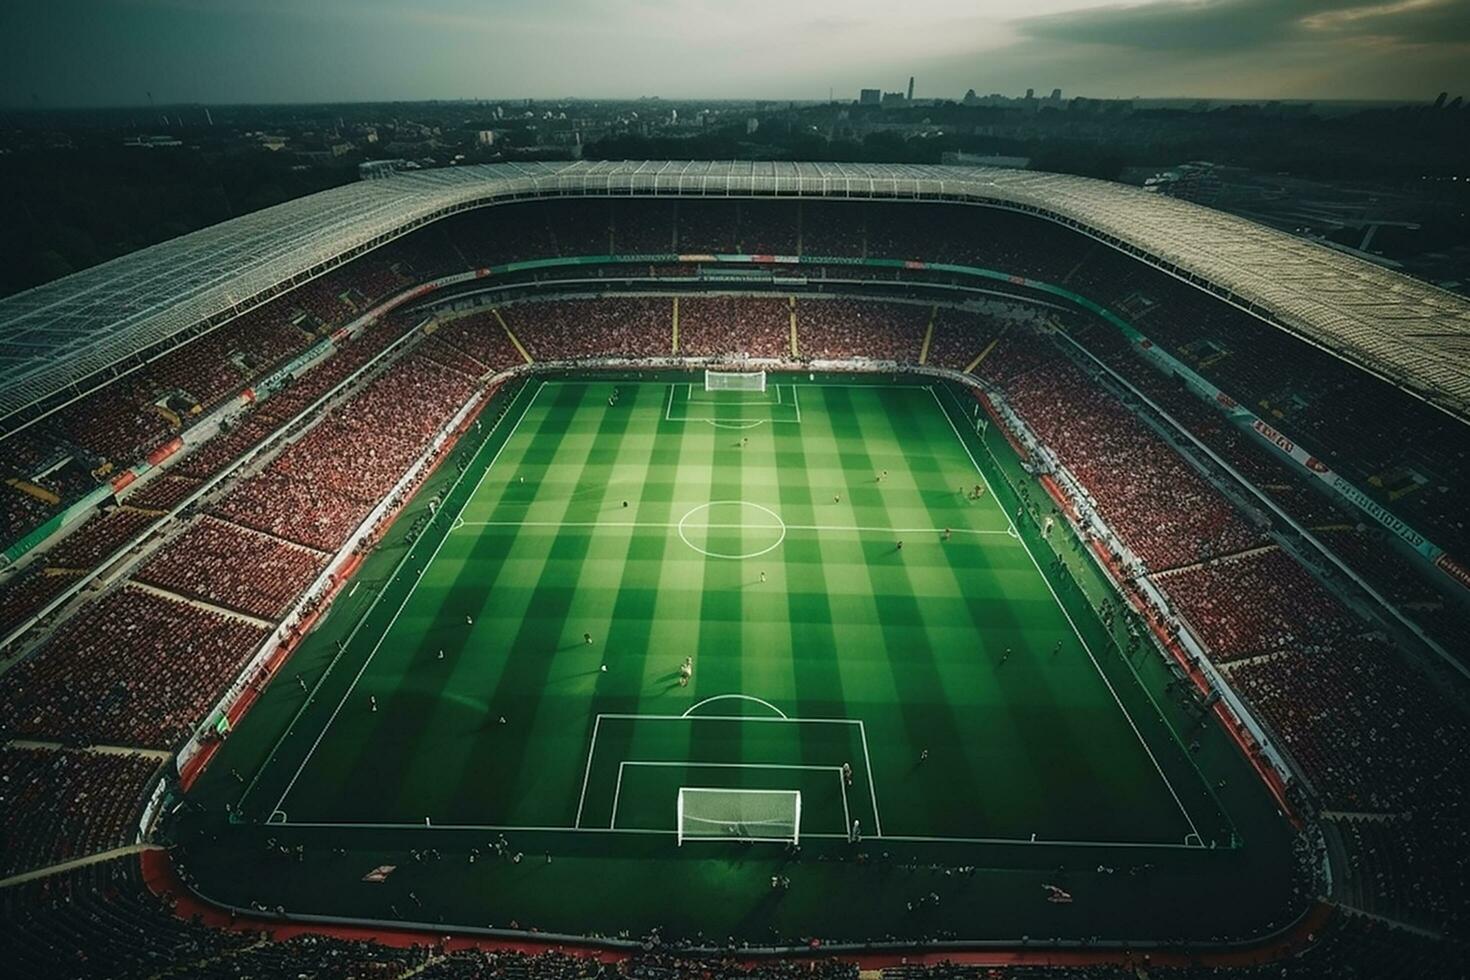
[704,369,766,393]
[676,787,801,845]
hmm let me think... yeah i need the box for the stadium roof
[3,160,1469,434]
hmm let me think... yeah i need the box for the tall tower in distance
[907,76,915,101]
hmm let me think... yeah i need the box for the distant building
[477,130,496,146]
[1143,161,1224,204]
[1025,88,1034,100]
[942,151,1030,170]
[358,158,414,181]
[122,135,182,148]
[1050,88,1062,102]
[907,77,915,101]
[859,89,881,106]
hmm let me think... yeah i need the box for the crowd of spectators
[0,567,81,638]
[1,858,255,979]
[677,297,791,359]
[1154,549,1358,662]
[41,507,159,571]
[0,746,158,877]
[215,349,474,551]
[976,327,1470,934]
[509,299,673,360]
[794,298,928,362]
[979,339,1268,572]
[0,586,268,747]
[136,517,328,620]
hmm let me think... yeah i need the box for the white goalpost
[676,787,801,845]
[704,369,767,393]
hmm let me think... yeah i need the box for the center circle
[677,501,787,560]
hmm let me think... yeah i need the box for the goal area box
[677,787,801,845]
[705,369,766,392]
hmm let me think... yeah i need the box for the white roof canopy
[2,160,1467,432]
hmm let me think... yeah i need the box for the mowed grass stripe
[822,385,987,837]
[315,383,590,821]
[927,385,1193,842]
[477,384,643,824]
[578,383,702,827]
[878,387,1052,835]
[688,410,749,772]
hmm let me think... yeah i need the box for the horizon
[3,0,1468,109]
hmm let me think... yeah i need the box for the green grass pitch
[246,376,1207,850]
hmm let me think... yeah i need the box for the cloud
[1017,0,1470,52]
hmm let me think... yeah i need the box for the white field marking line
[857,720,883,837]
[682,693,788,718]
[705,419,767,430]
[574,712,867,832]
[257,818,1202,849]
[928,384,1202,843]
[792,384,802,422]
[239,382,540,810]
[611,761,838,832]
[839,769,851,833]
[572,714,603,827]
[610,762,625,829]
[455,519,1016,537]
[629,762,838,770]
[669,415,800,424]
[677,501,787,560]
[269,381,547,818]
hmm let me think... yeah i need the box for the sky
[2,0,1469,107]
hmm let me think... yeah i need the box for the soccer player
[760,570,767,583]
[834,492,841,504]
[584,632,593,645]
[842,761,853,786]
[370,695,377,713]
[466,615,473,626]
[896,539,904,551]
[679,656,693,687]
[919,748,929,764]
[943,527,952,541]
[850,818,861,843]
[437,649,445,660]
[1043,516,1055,536]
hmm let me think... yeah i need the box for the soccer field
[239,375,1220,851]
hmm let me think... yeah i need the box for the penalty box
[574,705,881,841]
[665,384,802,425]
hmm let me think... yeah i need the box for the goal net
[705,369,766,393]
[676,787,801,845]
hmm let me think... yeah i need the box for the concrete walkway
[0,843,163,888]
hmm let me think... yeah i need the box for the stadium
[1,160,1468,978]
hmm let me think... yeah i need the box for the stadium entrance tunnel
[676,501,786,559]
